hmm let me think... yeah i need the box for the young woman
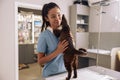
[37,2,68,77]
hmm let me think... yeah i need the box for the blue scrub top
[37,29,66,77]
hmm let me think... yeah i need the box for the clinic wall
[0,0,74,80]
[89,32,120,50]
[89,1,120,50]
[89,1,120,32]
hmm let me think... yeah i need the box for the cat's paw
[66,77,69,80]
[73,75,77,78]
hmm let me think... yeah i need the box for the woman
[37,2,68,77]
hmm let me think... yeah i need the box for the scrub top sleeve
[37,35,47,54]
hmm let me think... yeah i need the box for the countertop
[87,49,111,55]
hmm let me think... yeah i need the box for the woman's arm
[37,40,68,65]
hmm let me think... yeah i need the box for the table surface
[44,66,120,80]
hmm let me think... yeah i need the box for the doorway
[15,2,42,80]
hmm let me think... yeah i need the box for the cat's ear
[61,14,67,25]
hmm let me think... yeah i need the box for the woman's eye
[58,14,61,17]
[51,14,61,19]
[51,16,56,18]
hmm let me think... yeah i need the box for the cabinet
[18,8,42,64]
[19,44,35,64]
[18,8,42,54]
[18,12,34,44]
[34,15,42,54]
[70,4,89,49]
[86,49,111,69]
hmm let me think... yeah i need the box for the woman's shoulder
[41,29,50,34]
[40,30,51,37]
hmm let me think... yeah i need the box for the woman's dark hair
[41,2,60,32]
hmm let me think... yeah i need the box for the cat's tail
[74,48,87,56]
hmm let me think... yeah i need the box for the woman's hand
[37,40,68,65]
[56,40,68,54]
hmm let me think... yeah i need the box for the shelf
[77,23,88,25]
[18,9,42,56]
[70,4,89,49]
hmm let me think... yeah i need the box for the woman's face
[46,7,62,30]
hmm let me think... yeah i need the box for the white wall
[89,1,120,32]
[0,0,74,80]
[0,0,16,80]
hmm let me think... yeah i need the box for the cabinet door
[24,44,34,64]
[19,45,26,64]
[78,56,89,68]
[76,33,89,49]
[98,54,111,69]
[76,5,89,15]
[19,44,35,64]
